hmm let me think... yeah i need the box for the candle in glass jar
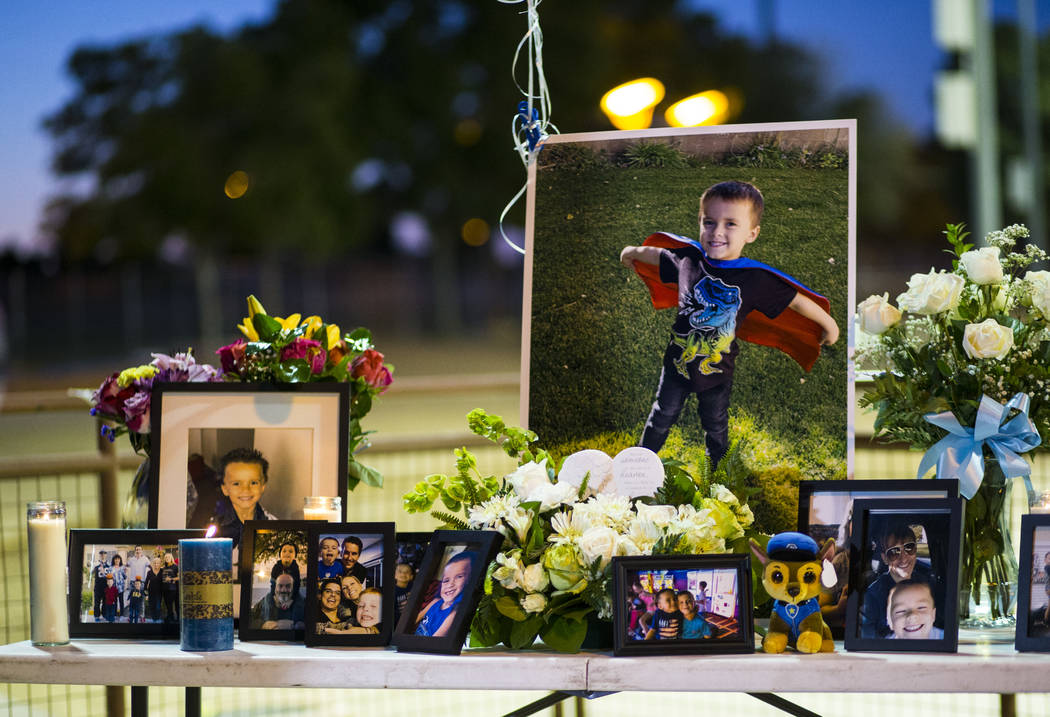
[179,537,233,651]
[27,501,70,646]
[303,496,341,521]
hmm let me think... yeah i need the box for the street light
[664,90,730,127]
[599,78,665,130]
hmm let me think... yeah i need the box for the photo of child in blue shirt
[621,180,839,465]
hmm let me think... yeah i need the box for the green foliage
[250,529,306,563]
[724,140,848,170]
[746,464,803,535]
[620,141,687,169]
[429,510,469,530]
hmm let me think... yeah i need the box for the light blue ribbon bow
[917,393,1041,499]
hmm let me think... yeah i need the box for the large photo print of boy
[523,121,853,492]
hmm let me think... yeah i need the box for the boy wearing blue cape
[620,180,838,465]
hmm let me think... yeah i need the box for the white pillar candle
[27,502,69,646]
[303,496,341,521]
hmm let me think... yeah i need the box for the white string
[497,0,557,255]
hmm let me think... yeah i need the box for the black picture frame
[844,497,962,652]
[1015,513,1050,651]
[148,382,350,534]
[796,478,959,638]
[391,529,503,655]
[394,531,433,629]
[237,520,311,642]
[611,554,754,656]
[303,522,396,647]
[68,528,205,638]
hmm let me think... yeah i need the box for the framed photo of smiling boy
[844,497,962,652]
[522,120,853,487]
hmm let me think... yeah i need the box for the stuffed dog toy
[751,531,836,654]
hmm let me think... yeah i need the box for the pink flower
[92,373,135,420]
[350,349,393,393]
[216,340,247,374]
[123,391,151,434]
[281,338,325,374]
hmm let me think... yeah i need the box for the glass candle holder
[27,501,70,646]
[303,496,341,521]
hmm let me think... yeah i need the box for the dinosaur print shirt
[659,245,796,390]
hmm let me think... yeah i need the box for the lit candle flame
[205,524,218,539]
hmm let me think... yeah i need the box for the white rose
[521,593,548,614]
[897,270,965,314]
[615,535,642,557]
[856,293,902,335]
[959,246,1004,285]
[1026,271,1050,314]
[506,460,550,497]
[577,526,619,569]
[526,481,578,512]
[634,502,676,528]
[962,318,1014,360]
[521,563,549,593]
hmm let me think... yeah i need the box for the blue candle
[178,538,233,651]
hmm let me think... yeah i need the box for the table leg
[130,686,148,717]
[503,692,573,717]
[186,686,202,717]
[748,693,823,717]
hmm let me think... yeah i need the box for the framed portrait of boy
[391,529,503,655]
[148,382,349,554]
[796,478,959,637]
[68,528,204,638]
[522,120,854,485]
[611,554,754,656]
[303,522,395,647]
[1015,513,1050,651]
[844,497,962,652]
[238,520,311,642]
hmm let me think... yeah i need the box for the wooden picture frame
[237,520,311,642]
[796,478,959,637]
[303,522,396,647]
[611,554,754,656]
[1015,513,1050,651]
[68,529,204,638]
[844,497,962,652]
[391,530,502,655]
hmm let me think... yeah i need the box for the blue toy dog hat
[766,532,819,562]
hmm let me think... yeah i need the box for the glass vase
[121,457,151,529]
[958,458,1018,640]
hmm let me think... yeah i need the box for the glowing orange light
[454,119,482,146]
[461,218,490,247]
[600,78,665,130]
[224,171,250,199]
[664,90,730,127]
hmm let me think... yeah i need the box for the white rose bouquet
[857,222,1050,622]
[403,409,757,652]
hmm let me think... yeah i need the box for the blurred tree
[41,0,925,332]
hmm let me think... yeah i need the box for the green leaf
[346,328,373,351]
[348,459,383,489]
[508,614,544,648]
[252,313,282,342]
[469,596,509,647]
[538,615,588,653]
[276,359,311,383]
[494,595,528,622]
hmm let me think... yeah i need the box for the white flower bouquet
[402,409,756,652]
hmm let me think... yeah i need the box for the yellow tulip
[274,313,301,331]
[301,315,324,337]
[326,324,341,349]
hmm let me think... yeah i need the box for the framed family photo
[796,478,959,637]
[392,530,502,655]
[522,120,854,482]
[148,383,349,554]
[395,531,433,630]
[844,497,962,652]
[68,529,204,638]
[611,554,754,656]
[238,521,310,642]
[303,522,396,647]
[1016,513,1050,651]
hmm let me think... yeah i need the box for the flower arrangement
[89,350,222,454]
[857,222,1047,623]
[217,295,393,489]
[402,409,757,652]
[88,294,393,490]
